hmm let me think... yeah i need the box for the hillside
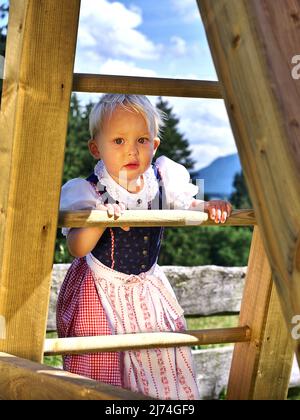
[193,154,241,199]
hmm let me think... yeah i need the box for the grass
[287,388,300,400]
[186,314,239,349]
[43,332,63,369]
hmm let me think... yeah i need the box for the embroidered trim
[110,228,115,270]
[94,160,159,209]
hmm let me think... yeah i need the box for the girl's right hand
[97,202,130,231]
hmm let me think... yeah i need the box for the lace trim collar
[94,160,159,209]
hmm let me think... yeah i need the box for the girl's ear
[153,137,160,156]
[88,139,101,159]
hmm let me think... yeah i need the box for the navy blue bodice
[86,164,165,275]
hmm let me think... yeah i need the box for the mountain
[193,153,241,199]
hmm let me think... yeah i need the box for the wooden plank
[58,209,256,228]
[198,0,300,364]
[0,0,80,362]
[44,327,251,356]
[227,227,293,400]
[73,73,223,98]
[0,352,150,400]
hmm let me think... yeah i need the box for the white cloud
[171,0,200,22]
[74,50,103,74]
[99,59,157,77]
[156,97,237,169]
[77,0,162,61]
[74,1,234,169]
[190,143,225,170]
[170,36,187,56]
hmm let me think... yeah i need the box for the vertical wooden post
[0,0,80,361]
[198,0,300,364]
[227,227,293,400]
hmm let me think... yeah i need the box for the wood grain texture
[198,0,300,364]
[0,352,150,400]
[227,227,293,400]
[0,0,80,362]
[72,73,223,98]
[44,327,251,356]
[58,209,256,228]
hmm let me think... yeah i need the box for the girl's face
[88,106,160,188]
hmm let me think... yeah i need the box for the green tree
[155,97,196,170]
[63,94,95,183]
[55,94,96,263]
[157,99,252,268]
[230,171,252,209]
[155,97,205,266]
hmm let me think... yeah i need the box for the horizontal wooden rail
[44,326,251,356]
[72,73,223,99]
[0,352,150,400]
[58,209,256,228]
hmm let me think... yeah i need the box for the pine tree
[63,94,95,183]
[55,94,96,263]
[230,171,252,209]
[156,98,252,267]
[156,97,196,170]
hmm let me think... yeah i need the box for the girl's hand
[97,202,130,231]
[205,200,232,224]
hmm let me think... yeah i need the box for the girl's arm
[66,202,130,258]
[67,226,106,258]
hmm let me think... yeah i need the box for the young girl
[57,94,232,400]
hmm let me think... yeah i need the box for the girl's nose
[128,145,139,156]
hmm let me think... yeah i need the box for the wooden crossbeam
[73,73,222,98]
[58,209,256,228]
[0,352,150,400]
[227,227,293,400]
[198,0,300,365]
[44,327,251,356]
[0,0,80,362]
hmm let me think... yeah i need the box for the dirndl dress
[57,156,200,399]
[57,253,200,399]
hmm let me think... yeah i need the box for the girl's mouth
[124,163,140,170]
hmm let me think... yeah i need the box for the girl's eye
[114,138,124,145]
[138,137,149,144]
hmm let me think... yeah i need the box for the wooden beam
[72,73,223,99]
[227,227,293,400]
[0,0,80,362]
[58,209,256,228]
[44,327,251,356]
[0,352,150,400]
[198,0,300,363]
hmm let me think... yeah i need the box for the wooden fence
[49,264,300,400]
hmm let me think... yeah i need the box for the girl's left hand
[205,200,232,224]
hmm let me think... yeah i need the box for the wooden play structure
[0,0,299,400]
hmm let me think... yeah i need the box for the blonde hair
[89,94,166,140]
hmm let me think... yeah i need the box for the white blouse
[60,155,198,236]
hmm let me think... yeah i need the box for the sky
[1,0,237,170]
[74,0,237,170]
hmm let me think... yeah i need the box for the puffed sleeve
[60,178,104,236]
[155,156,198,209]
